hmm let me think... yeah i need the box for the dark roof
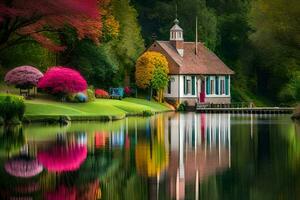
[155,41,234,75]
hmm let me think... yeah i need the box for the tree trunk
[149,87,153,101]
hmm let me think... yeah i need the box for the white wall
[164,75,231,99]
[205,75,231,98]
[179,75,198,98]
[164,75,180,98]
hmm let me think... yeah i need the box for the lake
[0,113,300,200]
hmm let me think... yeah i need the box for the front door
[199,80,205,102]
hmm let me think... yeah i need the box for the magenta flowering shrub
[38,67,87,95]
[4,66,43,89]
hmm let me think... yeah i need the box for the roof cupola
[170,19,184,57]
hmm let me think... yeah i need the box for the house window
[220,79,225,95]
[168,80,172,94]
[210,79,214,94]
[187,77,191,94]
[184,76,192,95]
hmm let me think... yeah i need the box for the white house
[148,19,234,106]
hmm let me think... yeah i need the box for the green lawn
[24,97,173,121]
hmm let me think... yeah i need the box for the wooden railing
[197,102,254,109]
[196,102,294,114]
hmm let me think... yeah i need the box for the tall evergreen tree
[112,0,145,84]
[133,0,217,50]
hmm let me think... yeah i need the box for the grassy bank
[24,97,173,122]
[231,85,274,106]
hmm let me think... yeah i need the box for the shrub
[66,93,76,102]
[177,103,186,112]
[142,110,154,116]
[95,89,109,98]
[4,66,43,89]
[124,86,132,97]
[75,93,87,103]
[38,67,87,96]
[0,94,25,124]
[87,89,95,102]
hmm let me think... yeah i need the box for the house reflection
[165,113,231,200]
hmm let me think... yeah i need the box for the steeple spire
[175,3,178,19]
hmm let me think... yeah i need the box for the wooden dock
[196,103,294,114]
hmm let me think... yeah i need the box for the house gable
[148,41,180,74]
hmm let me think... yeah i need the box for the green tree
[112,0,145,84]
[67,39,119,88]
[248,0,300,102]
[151,67,169,102]
[133,0,218,50]
[0,42,56,78]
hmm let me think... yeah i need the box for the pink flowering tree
[38,67,87,97]
[4,66,43,89]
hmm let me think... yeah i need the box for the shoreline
[22,110,174,124]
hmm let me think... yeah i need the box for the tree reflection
[135,116,169,178]
[1,114,300,199]
[200,115,300,200]
[0,125,25,154]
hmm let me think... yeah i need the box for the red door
[199,80,205,102]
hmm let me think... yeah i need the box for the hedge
[0,94,25,124]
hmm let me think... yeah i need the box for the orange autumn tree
[135,51,169,102]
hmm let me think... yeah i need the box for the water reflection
[0,114,299,199]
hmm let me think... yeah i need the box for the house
[147,19,234,106]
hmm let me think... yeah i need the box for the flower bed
[95,89,109,98]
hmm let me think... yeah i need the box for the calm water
[0,113,300,200]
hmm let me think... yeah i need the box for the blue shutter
[225,75,229,95]
[206,76,210,95]
[215,76,219,95]
[192,76,196,95]
[183,76,187,95]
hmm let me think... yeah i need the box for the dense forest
[0,0,299,105]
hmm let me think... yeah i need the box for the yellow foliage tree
[135,51,169,102]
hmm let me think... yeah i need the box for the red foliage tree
[0,0,101,52]
[38,67,87,95]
